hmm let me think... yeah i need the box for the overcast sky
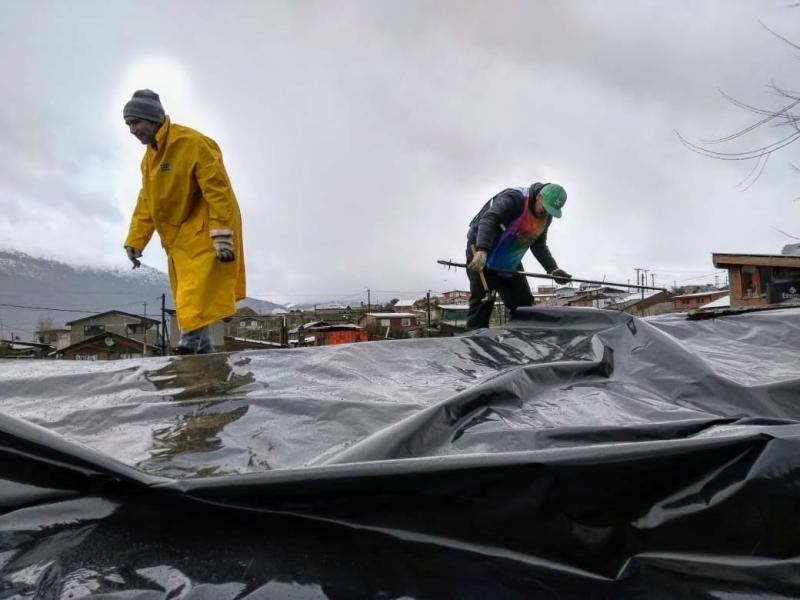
[1,0,798,304]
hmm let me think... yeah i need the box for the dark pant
[465,245,533,329]
[178,325,215,354]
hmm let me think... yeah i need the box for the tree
[35,314,55,342]
[677,20,800,191]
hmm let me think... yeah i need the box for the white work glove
[211,232,235,263]
[549,267,572,284]
[468,249,487,273]
[125,246,142,269]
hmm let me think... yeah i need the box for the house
[699,294,731,310]
[57,331,161,361]
[64,310,162,353]
[673,289,730,311]
[287,321,367,347]
[564,286,634,309]
[224,306,267,339]
[309,305,354,322]
[439,304,469,326]
[532,292,558,306]
[712,252,800,308]
[555,285,577,300]
[36,328,71,350]
[357,312,417,334]
[393,299,416,312]
[441,290,470,305]
[0,340,53,359]
[411,296,442,323]
[609,290,675,317]
[288,321,329,347]
[224,307,309,345]
[307,324,368,346]
[235,306,262,328]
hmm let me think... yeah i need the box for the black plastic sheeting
[2,306,800,598]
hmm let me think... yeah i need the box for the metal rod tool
[437,260,667,291]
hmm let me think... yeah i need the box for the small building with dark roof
[673,289,730,311]
[712,252,800,308]
[65,310,161,348]
[56,331,160,361]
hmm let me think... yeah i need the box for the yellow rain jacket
[124,117,246,332]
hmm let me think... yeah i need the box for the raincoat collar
[151,116,171,150]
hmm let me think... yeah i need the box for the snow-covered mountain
[0,249,286,341]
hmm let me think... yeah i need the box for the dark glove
[468,250,487,273]
[549,267,572,284]
[125,246,142,269]
[212,234,235,262]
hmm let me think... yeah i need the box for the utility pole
[142,301,147,357]
[367,289,371,313]
[634,268,642,295]
[426,290,431,329]
[161,293,166,356]
[651,274,655,289]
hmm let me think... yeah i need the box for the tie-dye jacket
[467,183,558,277]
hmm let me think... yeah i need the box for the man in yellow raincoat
[122,89,246,354]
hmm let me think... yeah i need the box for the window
[758,267,772,290]
[120,352,142,359]
[740,267,761,298]
[380,319,391,327]
[126,323,149,335]
[84,325,105,336]
[76,353,98,361]
[401,318,411,326]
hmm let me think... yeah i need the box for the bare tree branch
[760,20,800,51]
[772,226,800,240]
[677,17,800,186]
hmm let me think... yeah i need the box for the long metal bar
[437,260,667,291]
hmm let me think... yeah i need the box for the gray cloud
[1,0,798,303]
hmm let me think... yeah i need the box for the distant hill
[236,296,290,315]
[0,249,286,341]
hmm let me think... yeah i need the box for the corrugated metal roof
[674,290,729,299]
[65,310,160,326]
[699,295,731,309]
[227,337,283,346]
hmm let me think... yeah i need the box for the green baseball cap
[540,183,567,218]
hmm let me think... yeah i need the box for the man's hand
[468,249,487,272]
[549,268,572,284]
[125,246,142,269]
[212,234,235,262]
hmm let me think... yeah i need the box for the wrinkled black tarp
[2,306,800,598]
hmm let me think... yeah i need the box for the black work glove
[211,234,235,262]
[125,246,142,269]
[549,268,572,284]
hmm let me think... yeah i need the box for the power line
[0,296,166,314]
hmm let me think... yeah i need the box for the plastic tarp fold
[2,306,800,598]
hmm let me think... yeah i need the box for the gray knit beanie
[123,89,165,123]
